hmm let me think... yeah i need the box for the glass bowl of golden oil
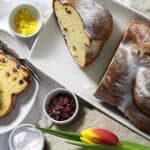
[9,4,43,38]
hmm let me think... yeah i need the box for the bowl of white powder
[9,124,44,150]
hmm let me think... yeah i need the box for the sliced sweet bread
[53,0,113,68]
[0,52,30,117]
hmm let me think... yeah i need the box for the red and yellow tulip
[38,127,150,150]
[80,128,119,145]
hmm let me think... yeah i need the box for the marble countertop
[0,0,149,150]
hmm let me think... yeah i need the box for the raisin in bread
[53,0,113,68]
[94,21,150,132]
[0,52,30,117]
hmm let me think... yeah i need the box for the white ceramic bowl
[9,124,44,150]
[9,4,42,38]
[43,88,79,125]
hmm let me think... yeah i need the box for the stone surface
[43,1,150,149]
[131,0,150,17]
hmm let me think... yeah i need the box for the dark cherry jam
[46,93,76,121]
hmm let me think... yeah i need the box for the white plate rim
[0,29,39,134]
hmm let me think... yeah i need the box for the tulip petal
[92,128,119,145]
[81,128,100,144]
[80,137,94,144]
[81,128,119,145]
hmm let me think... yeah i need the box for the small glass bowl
[9,4,43,38]
[9,124,44,150]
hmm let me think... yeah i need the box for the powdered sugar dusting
[136,67,150,97]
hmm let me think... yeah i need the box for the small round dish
[9,124,44,150]
[9,4,42,38]
[43,88,79,125]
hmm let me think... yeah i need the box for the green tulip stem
[38,127,150,150]
[120,141,150,150]
[67,141,150,150]
[67,141,121,150]
[38,127,81,141]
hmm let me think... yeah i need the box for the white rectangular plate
[30,0,150,139]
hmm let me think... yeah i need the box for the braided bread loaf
[94,21,150,132]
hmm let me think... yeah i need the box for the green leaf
[38,127,81,141]
[68,141,150,150]
[38,128,150,150]
[120,141,150,150]
[67,141,122,150]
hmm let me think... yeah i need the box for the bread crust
[94,21,150,132]
[53,0,113,67]
[0,51,30,117]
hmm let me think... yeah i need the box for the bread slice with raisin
[53,0,113,68]
[0,52,30,117]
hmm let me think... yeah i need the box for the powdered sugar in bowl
[9,124,44,150]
